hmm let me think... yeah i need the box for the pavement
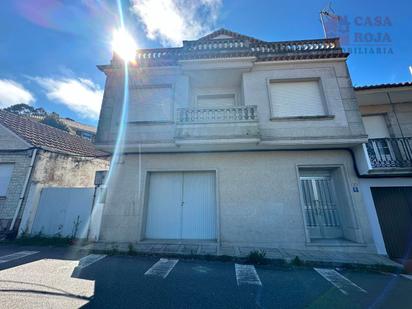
[81,242,402,270]
[1,244,412,308]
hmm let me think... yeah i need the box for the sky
[0,0,411,126]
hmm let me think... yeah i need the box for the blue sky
[0,0,411,126]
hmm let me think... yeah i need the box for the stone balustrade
[177,106,258,124]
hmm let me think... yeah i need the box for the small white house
[94,29,378,255]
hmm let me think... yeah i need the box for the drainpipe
[9,148,38,232]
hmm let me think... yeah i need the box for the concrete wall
[356,86,412,137]
[243,60,365,140]
[18,150,109,235]
[96,59,366,150]
[99,150,376,253]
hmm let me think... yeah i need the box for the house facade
[95,29,377,254]
[353,83,412,260]
[0,110,109,236]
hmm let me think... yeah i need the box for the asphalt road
[0,244,411,308]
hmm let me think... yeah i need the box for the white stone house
[0,110,109,236]
[353,82,412,260]
[94,29,378,254]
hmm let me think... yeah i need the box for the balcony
[355,137,412,175]
[175,106,260,144]
[177,105,258,123]
[366,137,412,168]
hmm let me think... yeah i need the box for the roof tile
[0,110,108,157]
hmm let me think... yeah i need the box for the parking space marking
[0,251,39,264]
[145,258,178,278]
[314,268,367,295]
[401,274,412,281]
[235,264,262,286]
[73,254,106,276]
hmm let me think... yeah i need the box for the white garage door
[145,171,216,240]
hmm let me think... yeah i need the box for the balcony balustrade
[177,106,258,124]
[366,137,412,168]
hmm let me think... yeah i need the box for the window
[362,115,390,138]
[269,80,326,118]
[129,85,173,122]
[0,164,14,197]
[197,94,235,108]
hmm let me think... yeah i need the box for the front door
[300,176,343,239]
[145,171,216,240]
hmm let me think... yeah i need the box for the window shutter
[197,94,235,108]
[0,164,14,197]
[362,115,390,138]
[270,80,325,117]
[129,86,173,121]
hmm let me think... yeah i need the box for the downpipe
[9,148,38,234]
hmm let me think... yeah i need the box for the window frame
[0,163,14,198]
[295,164,362,244]
[128,83,175,124]
[267,77,332,120]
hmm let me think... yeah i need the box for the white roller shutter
[129,85,173,122]
[269,80,325,117]
[362,115,390,138]
[0,164,13,197]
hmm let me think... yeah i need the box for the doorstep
[79,242,403,271]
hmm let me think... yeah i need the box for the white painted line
[235,264,262,286]
[401,274,412,281]
[77,254,106,269]
[145,258,178,279]
[73,254,106,277]
[0,251,39,264]
[314,268,367,295]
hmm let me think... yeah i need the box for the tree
[4,103,70,132]
[40,114,70,132]
[4,103,35,115]
[4,103,48,116]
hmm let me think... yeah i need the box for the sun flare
[111,28,137,62]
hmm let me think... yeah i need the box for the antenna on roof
[320,2,340,38]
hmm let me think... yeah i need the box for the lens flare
[111,28,137,62]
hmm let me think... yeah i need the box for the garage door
[371,187,412,259]
[145,171,216,240]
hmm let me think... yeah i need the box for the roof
[354,82,412,91]
[60,118,96,134]
[102,28,347,70]
[0,109,107,157]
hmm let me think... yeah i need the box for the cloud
[130,0,222,46]
[0,79,35,108]
[34,77,103,120]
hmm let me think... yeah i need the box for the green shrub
[291,256,304,266]
[246,250,267,265]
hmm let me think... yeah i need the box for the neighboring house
[30,115,97,141]
[0,110,109,236]
[94,29,377,255]
[353,82,412,260]
[60,118,97,141]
